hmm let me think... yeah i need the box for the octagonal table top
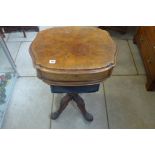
[30,27,116,71]
[29,27,117,86]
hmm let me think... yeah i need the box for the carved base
[51,93,93,122]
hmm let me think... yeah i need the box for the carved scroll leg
[72,94,93,122]
[51,94,72,120]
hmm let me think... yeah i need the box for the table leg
[51,93,93,122]
[51,94,72,119]
[71,94,93,122]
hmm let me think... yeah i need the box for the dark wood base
[51,93,93,122]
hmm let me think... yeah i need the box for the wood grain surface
[29,27,117,86]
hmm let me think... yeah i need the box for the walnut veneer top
[30,27,116,71]
[29,27,117,86]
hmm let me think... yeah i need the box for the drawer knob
[153,45,155,49]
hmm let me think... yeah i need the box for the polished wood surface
[134,26,155,91]
[30,27,117,86]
